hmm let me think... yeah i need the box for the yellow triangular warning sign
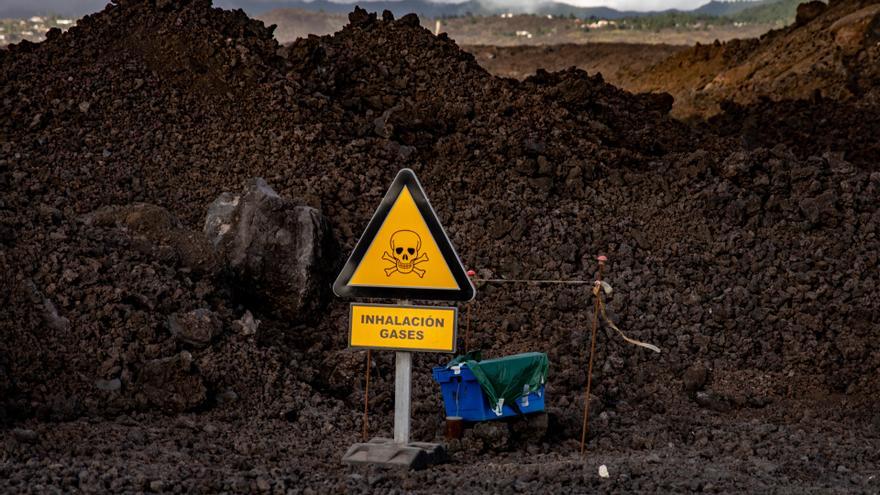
[333,169,475,301]
[349,187,459,289]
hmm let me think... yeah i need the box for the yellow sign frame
[333,168,475,301]
[349,303,458,353]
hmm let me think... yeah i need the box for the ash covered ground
[1,0,879,492]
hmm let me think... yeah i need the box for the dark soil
[1,0,878,492]
[465,42,687,89]
[630,0,880,117]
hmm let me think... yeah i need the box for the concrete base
[341,437,446,470]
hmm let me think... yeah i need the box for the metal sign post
[393,299,412,445]
[393,350,411,444]
[337,169,475,470]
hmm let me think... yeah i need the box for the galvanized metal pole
[393,351,412,444]
[394,300,412,445]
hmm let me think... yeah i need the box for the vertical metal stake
[581,257,606,455]
[394,299,412,445]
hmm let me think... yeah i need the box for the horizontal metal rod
[473,278,594,285]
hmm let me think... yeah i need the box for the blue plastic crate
[432,364,545,422]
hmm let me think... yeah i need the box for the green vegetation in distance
[730,0,803,24]
[614,0,802,31]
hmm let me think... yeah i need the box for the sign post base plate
[341,437,446,470]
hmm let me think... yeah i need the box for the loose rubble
[633,0,880,116]
[0,0,878,492]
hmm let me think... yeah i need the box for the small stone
[30,113,44,129]
[126,428,146,445]
[720,151,752,178]
[156,0,176,10]
[398,145,415,160]
[149,480,164,492]
[78,101,90,113]
[799,190,838,226]
[683,363,709,393]
[398,13,420,27]
[218,389,238,404]
[175,416,197,430]
[348,7,375,27]
[95,378,121,391]
[234,310,260,336]
[599,464,609,478]
[695,390,731,412]
[471,421,509,452]
[796,1,826,25]
[256,477,271,491]
[137,352,206,412]
[168,309,221,348]
[42,298,70,331]
[12,428,39,444]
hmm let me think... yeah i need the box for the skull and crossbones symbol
[383,230,429,278]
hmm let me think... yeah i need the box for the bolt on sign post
[336,168,475,469]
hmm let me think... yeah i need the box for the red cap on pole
[467,270,476,277]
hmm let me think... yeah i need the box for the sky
[0,0,725,19]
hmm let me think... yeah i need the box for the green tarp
[448,351,549,416]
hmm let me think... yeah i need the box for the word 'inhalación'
[360,314,446,328]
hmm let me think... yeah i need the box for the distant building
[586,19,616,29]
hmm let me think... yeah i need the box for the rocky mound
[257,7,348,43]
[705,95,880,165]
[1,1,879,490]
[633,0,880,117]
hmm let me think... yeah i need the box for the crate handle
[492,398,505,416]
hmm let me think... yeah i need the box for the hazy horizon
[1,0,762,19]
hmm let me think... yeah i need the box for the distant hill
[728,0,801,23]
[616,0,800,30]
[219,0,781,20]
[0,0,797,29]
[1,0,793,25]
[693,0,777,16]
[220,0,634,18]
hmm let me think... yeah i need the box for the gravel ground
[1,0,878,492]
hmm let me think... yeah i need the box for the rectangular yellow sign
[349,303,457,353]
